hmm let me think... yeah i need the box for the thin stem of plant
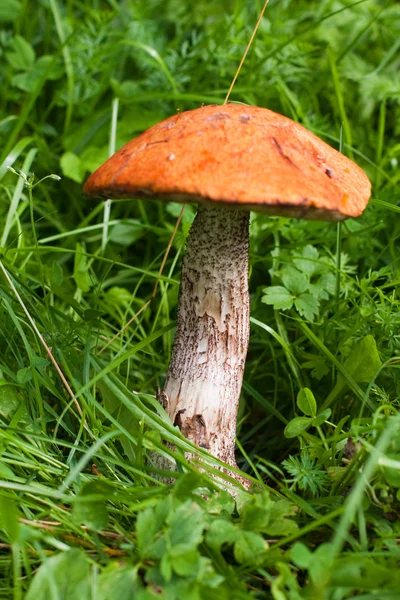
[335,125,344,313]
[0,260,83,417]
[102,97,119,252]
[223,0,270,104]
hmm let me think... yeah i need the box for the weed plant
[0,0,400,598]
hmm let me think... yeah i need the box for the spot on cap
[83,104,371,221]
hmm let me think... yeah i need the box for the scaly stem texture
[163,204,250,467]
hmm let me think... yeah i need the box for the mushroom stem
[163,204,250,469]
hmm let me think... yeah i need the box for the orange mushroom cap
[83,104,371,221]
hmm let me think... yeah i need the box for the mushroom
[84,103,371,478]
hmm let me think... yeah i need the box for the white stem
[163,204,250,468]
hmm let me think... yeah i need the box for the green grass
[1,0,400,598]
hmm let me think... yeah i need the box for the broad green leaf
[271,563,303,600]
[35,55,63,80]
[326,466,348,483]
[0,0,21,22]
[338,335,382,385]
[0,462,16,480]
[11,55,63,92]
[294,293,319,321]
[11,72,31,92]
[80,144,109,173]
[105,286,135,307]
[159,570,226,600]
[262,286,294,310]
[302,355,330,380]
[0,495,20,541]
[309,272,336,299]
[16,367,32,385]
[60,151,86,183]
[293,245,319,276]
[206,518,238,551]
[97,563,142,599]
[308,543,334,589]
[170,545,201,577]
[25,549,91,600]
[109,222,144,246]
[173,472,211,499]
[73,480,114,531]
[0,383,24,419]
[381,455,400,487]
[297,388,317,417]
[291,542,313,569]
[30,356,50,372]
[50,261,64,287]
[136,498,170,559]
[312,408,331,427]
[166,201,196,222]
[240,492,273,531]
[160,552,173,582]
[73,243,92,292]
[194,558,225,590]
[265,500,298,536]
[167,500,205,547]
[204,490,235,516]
[239,491,297,536]
[281,266,308,295]
[234,530,268,564]
[136,509,161,560]
[284,416,312,438]
[7,35,35,70]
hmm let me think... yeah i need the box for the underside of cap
[83,104,371,221]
